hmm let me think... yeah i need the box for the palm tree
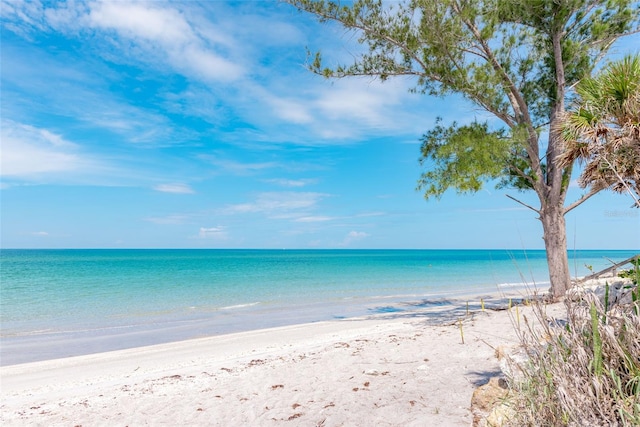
[558,55,640,207]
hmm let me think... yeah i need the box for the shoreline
[1,285,544,366]
[4,248,630,367]
[0,290,565,426]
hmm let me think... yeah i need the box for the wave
[1,328,55,338]
[220,302,260,310]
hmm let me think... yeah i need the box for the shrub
[505,292,640,426]
[618,258,640,285]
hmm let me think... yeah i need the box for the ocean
[0,249,636,365]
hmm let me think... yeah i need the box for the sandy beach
[0,298,564,426]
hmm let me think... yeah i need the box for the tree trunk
[539,203,571,299]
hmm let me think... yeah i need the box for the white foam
[220,302,260,310]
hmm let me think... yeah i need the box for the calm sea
[0,249,636,365]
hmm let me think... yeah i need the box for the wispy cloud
[265,178,318,188]
[294,216,335,222]
[204,156,279,176]
[1,41,185,148]
[221,191,329,218]
[261,91,314,125]
[37,0,245,83]
[356,211,386,218]
[86,107,180,146]
[0,119,98,178]
[340,230,370,247]
[198,226,228,240]
[0,0,50,35]
[302,78,429,140]
[237,76,434,145]
[2,0,443,152]
[153,183,195,194]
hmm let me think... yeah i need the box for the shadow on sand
[366,296,527,325]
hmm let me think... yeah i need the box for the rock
[568,277,635,307]
[471,376,509,427]
[485,401,516,427]
[495,345,529,383]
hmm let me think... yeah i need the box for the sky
[1,0,638,250]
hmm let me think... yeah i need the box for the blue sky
[1,1,638,249]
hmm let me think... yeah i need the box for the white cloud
[0,0,48,35]
[2,0,437,150]
[198,226,228,239]
[205,156,279,176]
[266,178,317,188]
[44,0,89,31]
[221,192,329,217]
[309,79,410,138]
[88,1,243,82]
[294,216,334,222]
[181,46,242,82]
[0,120,94,177]
[89,2,192,45]
[340,230,370,247]
[250,76,434,143]
[31,231,49,237]
[2,41,183,148]
[356,211,386,218]
[267,96,313,124]
[153,183,195,194]
[5,0,244,83]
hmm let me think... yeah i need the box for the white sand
[0,302,564,426]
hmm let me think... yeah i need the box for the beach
[1,249,623,425]
[0,298,565,426]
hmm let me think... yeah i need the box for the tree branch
[563,187,600,214]
[505,194,540,213]
[507,162,536,189]
[565,3,598,37]
[309,68,426,79]
[294,1,432,75]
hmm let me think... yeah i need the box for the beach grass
[505,287,640,426]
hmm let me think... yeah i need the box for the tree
[288,0,640,299]
[558,54,640,207]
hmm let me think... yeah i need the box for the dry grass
[505,288,640,426]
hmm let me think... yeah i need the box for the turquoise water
[0,249,636,364]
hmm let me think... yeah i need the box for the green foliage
[619,258,640,285]
[508,297,640,425]
[417,119,510,197]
